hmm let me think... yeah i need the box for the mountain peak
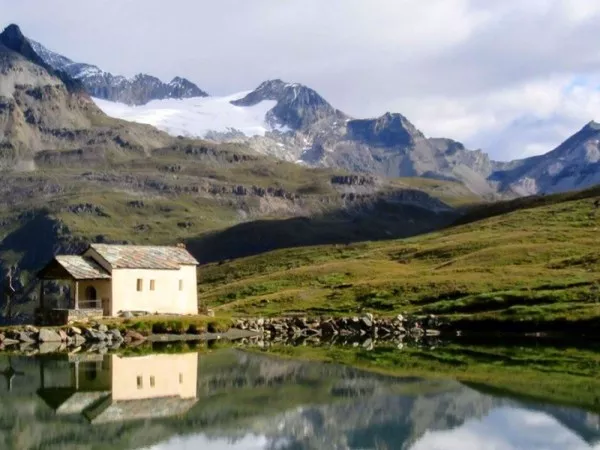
[3,24,24,40]
[231,79,342,130]
[0,23,47,68]
[22,33,208,105]
[584,120,600,131]
[347,112,425,148]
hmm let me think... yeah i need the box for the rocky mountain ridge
[28,36,208,105]
[223,80,600,197]
[19,24,598,197]
[93,73,599,198]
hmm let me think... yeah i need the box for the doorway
[85,286,97,308]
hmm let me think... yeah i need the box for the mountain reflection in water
[0,349,597,449]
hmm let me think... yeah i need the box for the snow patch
[74,66,104,78]
[93,93,278,138]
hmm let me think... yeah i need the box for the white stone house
[38,244,199,319]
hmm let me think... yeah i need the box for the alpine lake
[0,334,598,450]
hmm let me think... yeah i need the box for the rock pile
[0,323,145,353]
[232,314,440,340]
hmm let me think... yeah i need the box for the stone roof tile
[54,256,111,280]
[89,244,198,269]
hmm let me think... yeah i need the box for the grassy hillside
[198,187,600,329]
[263,340,600,414]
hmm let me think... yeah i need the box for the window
[179,279,184,291]
[150,376,155,388]
[179,373,183,384]
[136,279,143,292]
[137,376,143,389]
[150,280,156,291]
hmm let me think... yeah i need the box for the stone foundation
[36,308,104,326]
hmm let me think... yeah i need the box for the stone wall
[36,308,104,326]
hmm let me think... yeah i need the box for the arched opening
[85,286,97,301]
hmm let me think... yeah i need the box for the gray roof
[89,244,198,270]
[54,256,111,280]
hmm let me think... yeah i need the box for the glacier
[93,93,278,139]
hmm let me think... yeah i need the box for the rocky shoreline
[0,324,146,353]
[231,314,441,340]
[0,314,441,354]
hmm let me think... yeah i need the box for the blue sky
[3,0,600,161]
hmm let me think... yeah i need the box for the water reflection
[37,353,198,423]
[0,349,596,449]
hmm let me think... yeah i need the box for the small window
[137,376,143,389]
[179,279,184,291]
[150,376,155,388]
[179,373,183,384]
[150,280,156,291]
[136,279,143,292]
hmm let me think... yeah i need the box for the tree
[3,266,17,320]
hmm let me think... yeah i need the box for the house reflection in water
[37,353,198,423]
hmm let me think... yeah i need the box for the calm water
[0,345,598,450]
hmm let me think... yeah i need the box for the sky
[4,0,600,161]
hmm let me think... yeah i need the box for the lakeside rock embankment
[231,314,440,339]
[0,323,146,353]
[0,314,441,354]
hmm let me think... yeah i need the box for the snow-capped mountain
[92,78,600,197]
[80,62,598,198]
[28,39,208,105]
[231,79,346,130]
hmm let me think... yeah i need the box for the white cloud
[143,434,268,450]
[2,0,600,160]
[396,74,600,160]
[411,407,597,450]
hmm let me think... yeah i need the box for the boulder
[301,328,321,337]
[120,311,134,319]
[109,329,124,343]
[360,315,373,330]
[58,329,68,342]
[2,338,19,346]
[84,328,107,342]
[69,326,82,336]
[124,330,146,342]
[97,324,108,333]
[25,325,39,334]
[38,328,62,343]
[17,332,35,344]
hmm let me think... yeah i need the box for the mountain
[0,25,171,170]
[490,121,600,196]
[230,79,346,131]
[28,37,208,105]
[92,75,600,197]
[93,80,498,195]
